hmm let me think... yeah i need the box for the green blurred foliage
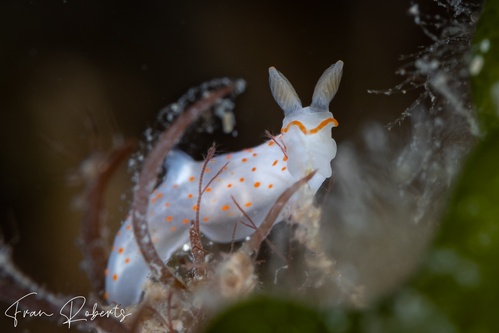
[472,0,499,133]
[344,129,499,333]
[204,296,332,333]
[414,129,499,331]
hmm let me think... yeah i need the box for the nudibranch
[105,61,343,305]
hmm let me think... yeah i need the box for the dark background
[0,1,429,331]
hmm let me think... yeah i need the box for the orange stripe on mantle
[281,117,338,135]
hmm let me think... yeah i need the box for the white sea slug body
[105,61,344,305]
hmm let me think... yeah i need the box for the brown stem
[231,197,286,262]
[189,145,216,278]
[189,144,230,278]
[80,140,135,301]
[241,171,316,255]
[265,130,288,158]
